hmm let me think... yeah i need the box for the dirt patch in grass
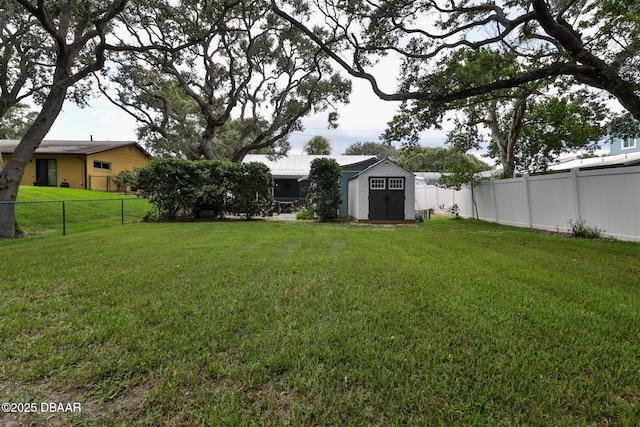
[532,228,616,241]
[0,378,155,426]
[251,385,293,425]
[532,229,573,238]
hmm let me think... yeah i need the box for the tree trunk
[487,94,528,179]
[471,184,479,221]
[199,123,217,160]
[232,145,252,163]
[232,131,285,163]
[0,84,68,237]
[487,100,515,179]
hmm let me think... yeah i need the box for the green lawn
[10,186,150,236]
[1,219,640,426]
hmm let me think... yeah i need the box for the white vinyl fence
[415,166,640,242]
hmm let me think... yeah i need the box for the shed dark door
[368,177,405,220]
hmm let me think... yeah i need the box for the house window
[93,160,111,170]
[370,178,386,190]
[388,178,405,190]
[622,138,637,150]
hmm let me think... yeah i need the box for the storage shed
[348,158,415,222]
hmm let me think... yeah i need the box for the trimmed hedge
[136,159,273,219]
[307,158,341,222]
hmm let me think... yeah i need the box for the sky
[42,70,614,162]
[44,76,451,156]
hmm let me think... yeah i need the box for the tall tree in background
[394,146,490,173]
[607,113,640,143]
[100,0,350,162]
[343,141,396,158]
[0,104,37,139]
[384,52,609,177]
[0,0,128,238]
[304,135,331,155]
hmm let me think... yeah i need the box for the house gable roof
[349,157,415,180]
[0,139,151,158]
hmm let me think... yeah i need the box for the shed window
[370,178,386,190]
[93,160,111,170]
[389,178,404,190]
[622,138,637,150]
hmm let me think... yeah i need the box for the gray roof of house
[243,154,378,178]
[415,172,442,185]
[548,152,640,171]
[0,139,150,157]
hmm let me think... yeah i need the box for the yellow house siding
[2,143,149,191]
[4,154,85,188]
[87,145,149,192]
[49,155,86,188]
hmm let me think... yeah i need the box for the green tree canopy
[607,113,640,142]
[343,141,396,158]
[273,0,640,120]
[417,84,607,178]
[437,162,488,220]
[0,104,37,139]
[382,49,610,177]
[272,0,640,177]
[394,146,491,173]
[100,0,350,162]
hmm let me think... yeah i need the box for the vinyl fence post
[491,178,499,224]
[571,168,581,221]
[523,174,533,228]
[62,201,66,236]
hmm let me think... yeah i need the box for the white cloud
[46,98,138,141]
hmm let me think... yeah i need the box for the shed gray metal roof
[243,154,377,178]
[0,139,150,157]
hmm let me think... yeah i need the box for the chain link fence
[0,198,151,239]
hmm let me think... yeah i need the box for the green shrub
[136,159,273,219]
[295,207,315,220]
[307,158,341,222]
[568,219,604,239]
[226,162,274,218]
[136,159,202,218]
[113,169,137,194]
[439,203,461,218]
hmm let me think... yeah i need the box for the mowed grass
[1,218,640,426]
[11,186,150,236]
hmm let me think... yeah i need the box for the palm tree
[304,135,332,155]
